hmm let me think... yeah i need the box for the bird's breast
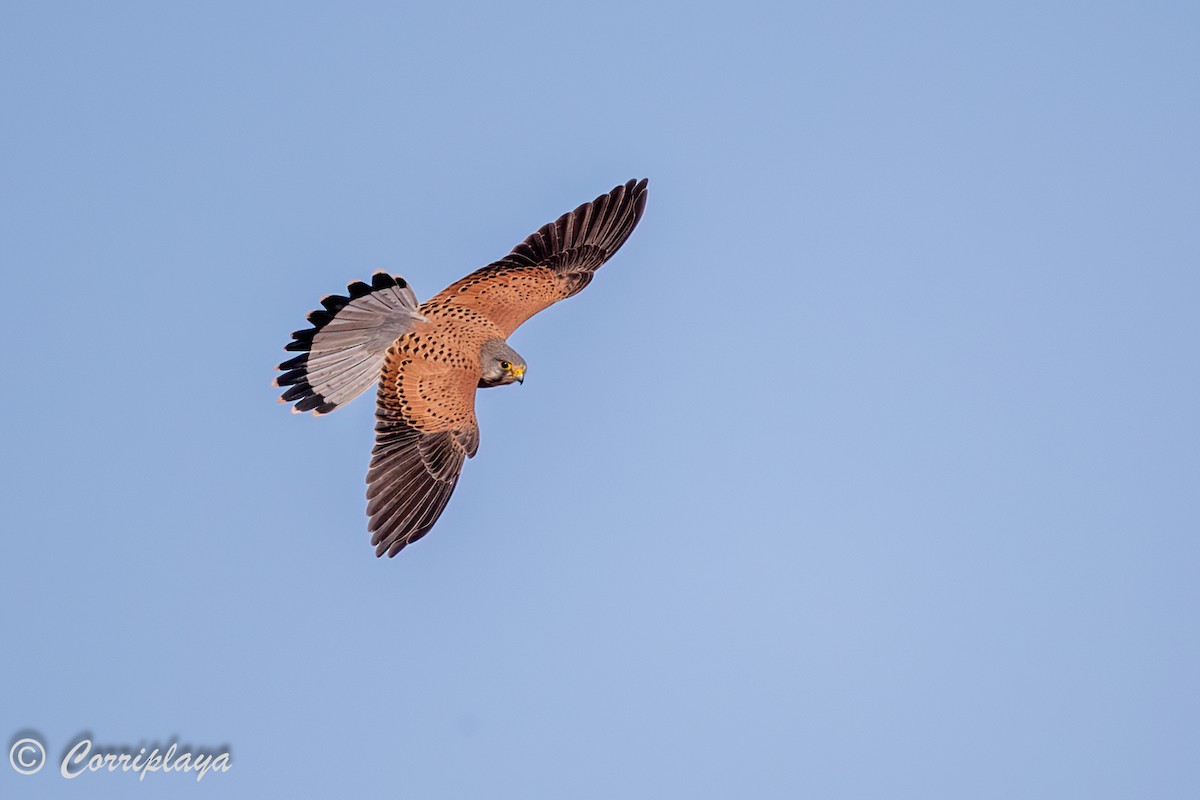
[394,304,500,374]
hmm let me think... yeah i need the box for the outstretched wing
[366,348,481,557]
[430,178,648,337]
[276,271,424,415]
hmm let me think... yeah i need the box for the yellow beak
[512,365,525,384]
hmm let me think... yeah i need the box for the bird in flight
[275,179,649,557]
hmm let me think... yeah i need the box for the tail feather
[275,271,424,415]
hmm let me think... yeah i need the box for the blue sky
[1,1,1197,797]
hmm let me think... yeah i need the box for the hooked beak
[512,365,525,384]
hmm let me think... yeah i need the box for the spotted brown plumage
[276,178,648,556]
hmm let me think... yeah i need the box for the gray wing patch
[276,271,424,415]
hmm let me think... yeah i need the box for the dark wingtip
[632,177,649,202]
[627,178,649,223]
[598,178,648,225]
[612,177,647,197]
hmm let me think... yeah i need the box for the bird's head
[479,339,526,388]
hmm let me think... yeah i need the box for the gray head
[479,339,526,388]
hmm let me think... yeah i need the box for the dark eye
[499,360,511,371]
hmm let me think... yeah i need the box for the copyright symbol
[9,737,46,775]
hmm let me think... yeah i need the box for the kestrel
[276,179,648,557]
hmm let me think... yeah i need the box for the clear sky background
[1,2,1197,798]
